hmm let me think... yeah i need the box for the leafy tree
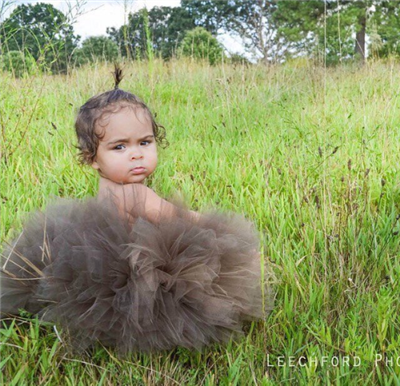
[181,0,290,64]
[369,1,400,57]
[107,8,149,60]
[182,0,400,63]
[274,0,400,63]
[178,27,224,65]
[107,6,196,60]
[274,1,366,64]
[73,36,119,66]
[180,0,227,35]
[0,2,79,73]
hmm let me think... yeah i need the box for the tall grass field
[1,59,400,384]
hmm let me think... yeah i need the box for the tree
[183,0,400,64]
[274,0,400,64]
[0,2,79,73]
[180,0,227,35]
[273,0,355,64]
[73,36,119,66]
[179,26,224,65]
[369,1,400,57]
[107,6,196,60]
[182,0,295,64]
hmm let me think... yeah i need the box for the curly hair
[75,66,168,166]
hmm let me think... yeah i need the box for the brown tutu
[0,186,274,354]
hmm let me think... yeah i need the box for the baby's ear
[91,158,100,170]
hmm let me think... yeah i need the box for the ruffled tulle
[0,185,274,354]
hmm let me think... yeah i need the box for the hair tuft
[113,64,123,90]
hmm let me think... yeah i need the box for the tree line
[1,1,400,75]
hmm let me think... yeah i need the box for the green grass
[1,58,400,384]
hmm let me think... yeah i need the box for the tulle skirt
[0,185,274,354]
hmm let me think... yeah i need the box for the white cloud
[74,1,181,39]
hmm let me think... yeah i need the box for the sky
[5,0,246,55]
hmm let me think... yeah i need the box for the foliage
[73,36,119,66]
[0,2,79,73]
[182,0,285,64]
[369,1,400,57]
[1,50,37,77]
[274,0,400,64]
[178,27,224,65]
[276,1,367,64]
[107,6,196,60]
[180,0,226,35]
[227,52,251,66]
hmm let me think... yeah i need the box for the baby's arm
[115,184,200,224]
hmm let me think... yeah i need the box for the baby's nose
[131,151,143,159]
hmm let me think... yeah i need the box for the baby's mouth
[131,167,145,175]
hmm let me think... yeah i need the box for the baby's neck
[98,177,115,197]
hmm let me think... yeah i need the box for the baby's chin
[120,176,148,185]
[101,177,145,186]
[102,171,153,185]
[117,179,146,185]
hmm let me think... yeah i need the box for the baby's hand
[189,210,202,223]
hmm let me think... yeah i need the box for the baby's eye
[114,144,125,150]
[141,140,151,146]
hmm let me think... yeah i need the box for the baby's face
[92,106,158,184]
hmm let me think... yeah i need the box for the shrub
[73,36,119,66]
[227,52,251,66]
[178,27,224,65]
[1,51,37,77]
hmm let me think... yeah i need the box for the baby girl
[0,66,269,354]
[75,69,199,224]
